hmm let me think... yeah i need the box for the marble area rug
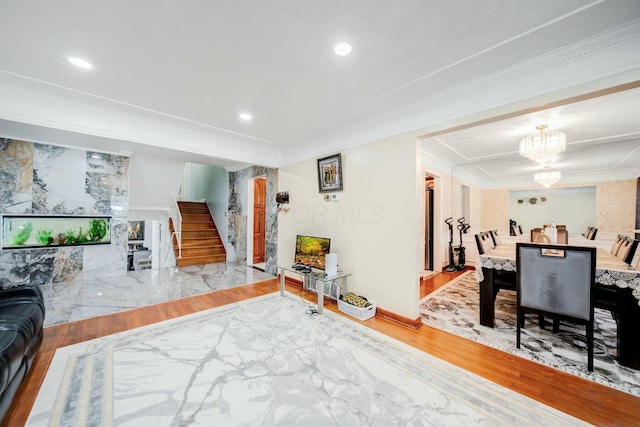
[420,271,640,397]
[27,293,589,426]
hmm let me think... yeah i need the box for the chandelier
[534,168,561,188]
[519,124,566,165]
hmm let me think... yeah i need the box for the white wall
[127,153,186,267]
[128,152,185,209]
[279,136,422,320]
[509,187,596,235]
[479,180,636,236]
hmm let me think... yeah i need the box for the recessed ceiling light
[334,42,352,57]
[239,113,252,121]
[68,57,93,69]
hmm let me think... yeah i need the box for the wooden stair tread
[177,254,226,266]
[176,240,224,248]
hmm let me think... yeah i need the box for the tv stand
[278,266,351,315]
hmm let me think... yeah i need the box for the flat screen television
[295,235,331,270]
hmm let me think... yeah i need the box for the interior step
[178,238,222,248]
[177,254,226,266]
[181,213,214,222]
[178,246,226,257]
[181,230,219,239]
[177,202,210,214]
[181,221,215,230]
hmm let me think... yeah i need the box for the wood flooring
[3,270,640,426]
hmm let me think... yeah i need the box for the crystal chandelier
[519,124,566,165]
[534,168,561,188]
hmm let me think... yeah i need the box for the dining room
[418,82,640,402]
[422,81,640,265]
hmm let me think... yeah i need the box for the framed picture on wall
[128,221,145,241]
[317,153,343,193]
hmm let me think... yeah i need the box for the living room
[1,2,640,425]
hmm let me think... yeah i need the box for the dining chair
[516,243,596,372]
[489,229,502,246]
[474,231,495,255]
[476,231,516,295]
[616,237,638,265]
[594,240,634,317]
[586,227,598,240]
[556,228,568,244]
[530,228,549,243]
[610,234,625,256]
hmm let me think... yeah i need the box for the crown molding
[0,82,279,168]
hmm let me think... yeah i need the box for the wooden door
[253,178,266,264]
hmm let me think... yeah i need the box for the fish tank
[1,215,112,249]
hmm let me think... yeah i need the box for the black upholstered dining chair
[610,234,625,256]
[477,231,516,296]
[489,229,502,246]
[516,243,597,372]
[474,231,495,255]
[511,224,523,236]
[615,237,638,265]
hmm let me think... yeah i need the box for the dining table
[476,240,640,369]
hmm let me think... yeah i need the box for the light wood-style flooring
[4,270,640,426]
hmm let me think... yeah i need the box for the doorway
[252,177,267,267]
[424,176,435,271]
[126,220,162,271]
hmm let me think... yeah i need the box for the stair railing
[171,195,183,259]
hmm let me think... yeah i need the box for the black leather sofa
[0,285,45,422]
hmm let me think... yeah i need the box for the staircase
[170,201,226,266]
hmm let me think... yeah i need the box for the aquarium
[1,215,112,249]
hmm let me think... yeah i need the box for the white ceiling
[0,1,640,185]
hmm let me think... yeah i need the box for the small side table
[278,266,351,315]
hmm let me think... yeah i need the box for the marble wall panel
[0,251,30,287]
[228,166,278,275]
[33,144,86,214]
[0,139,33,213]
[51,247,83,283]
[0,137,130,288]
[25,247,84,286]
[82,152,130,278]
[29,249,57,286]
[264,168,278,275]
[86,152,129,216]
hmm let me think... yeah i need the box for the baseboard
[283,275,423,329]
[283,275,304,287]
[375,307,423,329]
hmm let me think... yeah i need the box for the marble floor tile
[42,263,275,327]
